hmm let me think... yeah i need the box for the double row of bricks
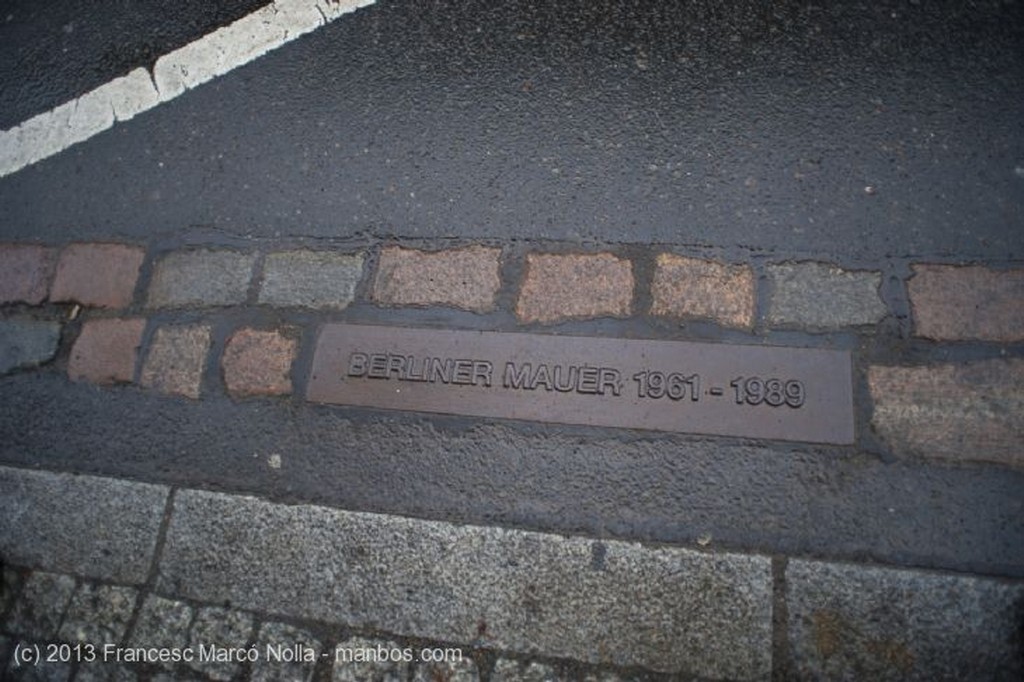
[1,241,1022,468]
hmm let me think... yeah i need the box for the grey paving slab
[786,559,1024,681]
[5,572,75,640]
[0,467,167,584]
[158,489,773,679]
[0,320,60,375]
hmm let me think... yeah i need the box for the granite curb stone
[786,558,1024,680]
[0,466,168,584]
[158,489,773,680]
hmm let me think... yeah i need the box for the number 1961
[730,377,804,408]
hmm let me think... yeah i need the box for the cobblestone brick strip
[159,489,773,680]
[650,253,755,329]
[868,359,1024,468]
[50,243,145,309]
[786,559,1024,680]
[372,245,501,312]
[908,264,1024,342]
[68,318,145,385]
[0,244,55,305]
[766,262,887,330]
[257,250,363,309]
[0,466,168,584]
[147,249,256,308]
[516,252,633,324]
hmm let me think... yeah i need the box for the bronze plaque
[308,324,854,444]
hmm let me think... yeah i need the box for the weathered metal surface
[308,324,854,444]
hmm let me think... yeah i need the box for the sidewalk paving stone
[57,583,136,647]
[5,572,75,640]
[251,622,321,682]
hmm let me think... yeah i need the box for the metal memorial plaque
[308,324,854,444]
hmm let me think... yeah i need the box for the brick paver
[0,318,61,374]
[0,244,55,305]
[148,249,255,307]
[767,262,887,329]
[373,245,501,313]
[650,253,755,329]
[68,318,145,385]
[908,264,1024,342]
[258,250,363,309]
[222,327,297,397]
[139,324,211,399]
[50,243,145,309]
[869,359,1024,467]
[516,252,633,324]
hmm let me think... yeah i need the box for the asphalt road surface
[1,0,1022,262]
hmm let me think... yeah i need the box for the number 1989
[730,377,804,408]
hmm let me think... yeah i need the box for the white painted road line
[0,0,375,179]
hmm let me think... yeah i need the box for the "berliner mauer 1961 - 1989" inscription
[307,324,853,444]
